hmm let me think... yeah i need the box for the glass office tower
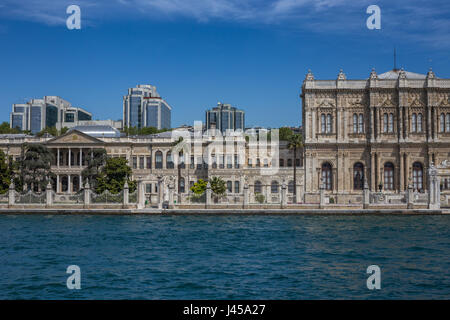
[123,85,172,130]
[206,102,245,133]
[10,96,92,134]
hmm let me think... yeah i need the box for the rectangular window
[219,155,224,169]
[234,181,240,194]
[197,157,202,169]
[146,184,151,193]
[190,156,194,169]
[212,154,217,169]
[132,156,137,169]
[146,156,151,169]
[248,159,252,167]
[227,155,232,169]
[167,153,174,169]
[139,156,144,169]
[234,155,239,169]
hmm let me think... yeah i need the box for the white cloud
[0,0,448,48]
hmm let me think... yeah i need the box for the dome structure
[377,69,429,80]
[68,125,121,138]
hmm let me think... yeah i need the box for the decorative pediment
[317,99,335,108]
[46,130,103,144]
[410,97,424,107]
[407,93,425,107]
[381,97,395,107]
[439,95,450,107]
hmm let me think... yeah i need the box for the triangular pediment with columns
[46,130,104,145]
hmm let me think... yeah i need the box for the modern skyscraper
[205,102,245,133]
[10,96,92,134]
[123,85,172,130]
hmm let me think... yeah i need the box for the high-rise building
[123,85,172,130]
[10,96,92,134]
[205,102,245,133]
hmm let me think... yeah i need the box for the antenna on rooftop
[393,47,398,71]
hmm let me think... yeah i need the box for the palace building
[1,67,450,209]
[302,68,450,204]
[0,126,302,206]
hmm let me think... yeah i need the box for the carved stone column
[46,182,53,207]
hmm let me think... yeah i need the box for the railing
[0,191,9,203]
[15,191,46,204]
[53,191,84,204]
[91,190,124,204]
[128,190,138,204]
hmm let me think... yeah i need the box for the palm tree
[287,134,303,203]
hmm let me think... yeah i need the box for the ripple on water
[0,215,449,299]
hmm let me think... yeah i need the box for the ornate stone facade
[0,130,303,206]
[302,68,450,204]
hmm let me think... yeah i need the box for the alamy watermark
[170,121,280,175]
[366,5,381,30]
[366,265,381,290]
[66,5,81,30]
[66,265,81,289]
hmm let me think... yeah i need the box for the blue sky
[0,0,449,128]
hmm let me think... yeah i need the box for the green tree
[279,127,294,141]
[81,149,108,189]
[60,127,69,135]
[190,179,207,195]
[210,176,226,201]
[0,122,22,134]
[95,157,136,194]
[287,133,303,203]
[17,143,55,192]
[0,150,12,194]
[122,126,172,137]
[36,126,58,137]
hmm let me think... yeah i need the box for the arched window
[288,181,295,193]
[287,159,292,167]
[440,113,445,132]
[353,114,358,133]
[447,113,450,132]
[279,159,284,167]
[417,113,423,133]
[321,114,326,133]
[166,152,174,169]
[358,114,364,133]
[155,151,163,169]
[326,114,332,133]
[227,181,232,193]
[384,162,394,190]
[321,162,332,190]
[353,162,364,190]
[412,162,423,191]
[254,181,262,194]
[412,113,417,132]
[388,113,394,133]
[383,113,388,133]
[179,177,185,193]
[271,181,279,193]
